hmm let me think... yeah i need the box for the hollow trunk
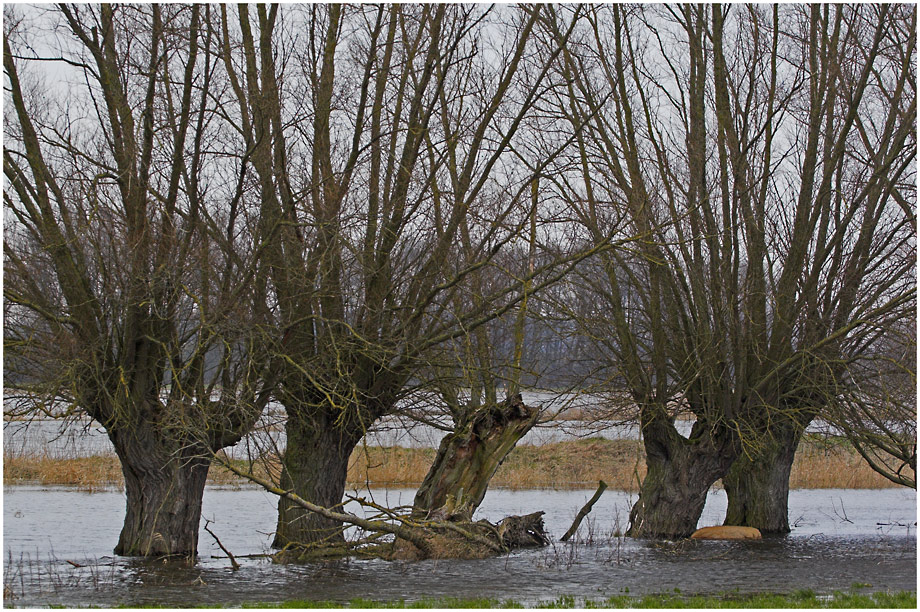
[272,409,363,549]
[627,416,738,539]
[723,420,806,534]
[109,427,211,557]
[412,394,538,520]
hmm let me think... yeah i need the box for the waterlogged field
[2,402,859,454]
[3,412,916,607]
[4,415,898,491]
[3,485,916,608]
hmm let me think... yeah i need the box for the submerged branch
[216,455,436,555]
[561,480,608,542]
[214,452,548,560]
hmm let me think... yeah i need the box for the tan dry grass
[1,453,280,491]
[347,445,437,487]
[789,439,897,489]
[492,438,646,490]
[2,436,902,491]
[3,454,124,491]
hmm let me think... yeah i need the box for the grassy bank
[84,590,916,608]
[3,435,898,491]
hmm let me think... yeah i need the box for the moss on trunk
[723,420,805,534]
[627,412,738,539]
[412,394,538,520]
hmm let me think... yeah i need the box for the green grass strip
[35,589,914,609]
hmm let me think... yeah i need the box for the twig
[215,455,435,555]
[203,520,240,570]
[832,497,853,524]
[346,494,419,527]
[427,518,506,554]
[217,454,505,556]
[561,480,607,542]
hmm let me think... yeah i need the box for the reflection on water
[3,486,916,607]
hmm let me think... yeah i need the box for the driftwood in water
[497,511,550,547]
[391,511,549,561]
[218,458,549,561]
[561,480,608,542]
[413,393,538,520]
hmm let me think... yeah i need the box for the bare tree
[4,5,269,556]
[410,194,541,520]
[721,3,917,530]
[217,4,592,550]
[544,3,915,537]
[821,313,916,489]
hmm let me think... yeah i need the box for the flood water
[7,413,851,456]
[5,386,862,459]
[2,414,690,457]
[3,404,916,606]
[3,485,916,607]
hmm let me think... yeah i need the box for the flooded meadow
[3,483,916,607]
[3,408,916,607]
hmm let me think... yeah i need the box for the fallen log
[390,511,549,561]
[217,456,549,561]
[561,480,607,542]
[498,511,550,547]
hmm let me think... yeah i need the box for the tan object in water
[690,525,762,540]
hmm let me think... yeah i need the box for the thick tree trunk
[272,410,363,549]
[723,420,806,534]
[412,394,538,520]
[109,428,210,557]
[627,416,738,539]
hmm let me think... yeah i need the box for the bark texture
[627,415,738,539]
[723,420,806,534]
[412,394,538,519]
[272,409,364,549]
[110,427,210,557]
[392,511,549,561]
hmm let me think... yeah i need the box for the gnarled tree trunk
[723,418,809,534]
[273,408,364,549]
[222,458,549,562]
[412,394,538,520]
[627,415,738,539]
[109,427,211,557]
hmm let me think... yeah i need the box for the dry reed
[2,437,901,492]
[347,445,437,487]
[491,438,646,490]
[788,439,897,489]
[3,455,123,491]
